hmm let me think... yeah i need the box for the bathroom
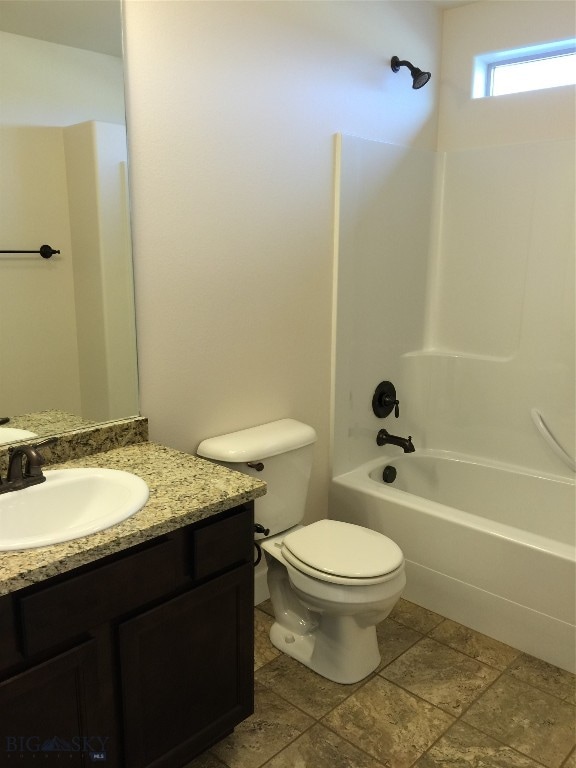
[122,0,574,671]
[0,0,574,766]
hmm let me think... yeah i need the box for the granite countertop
[6,409,97,438]
[0,441,266,596]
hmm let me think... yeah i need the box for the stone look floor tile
[429,619,522,670]
[462,674,576,768]
[262,722,387,768]
[379,637,500,716]
[210,681,314,768]
[184,752,229,768]
[256,599,275,617]
[414,720,546,768]
[390,599,444,634]
[254,609,280,671]
[247,607,573,768]
[507,654,576,703]
[322,675,455,768]
[255,652,364,719]
[376,617,423,668]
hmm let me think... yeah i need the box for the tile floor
[187,599,576,768]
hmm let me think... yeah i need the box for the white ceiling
[0,0,122,57]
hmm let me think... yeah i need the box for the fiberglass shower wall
[404,139,575,475]
[333,2,575,479]
[334,137,575,478]
[404,1,576,478]
[332,135,436,476]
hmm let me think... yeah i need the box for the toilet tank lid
[196,419,317,462]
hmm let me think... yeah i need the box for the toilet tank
[197,419,317,536]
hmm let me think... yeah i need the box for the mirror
[0,0,139,445]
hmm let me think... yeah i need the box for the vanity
[0,421,266,767]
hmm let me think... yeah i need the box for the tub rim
[333,449,575,562]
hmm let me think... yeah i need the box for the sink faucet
[0,438,57,495]
[376,429,415,453]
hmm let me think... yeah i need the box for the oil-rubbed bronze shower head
[391,56,431,89]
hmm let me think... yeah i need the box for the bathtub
[330,450,576,672]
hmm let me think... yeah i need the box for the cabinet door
[119,564,253,768]
[0,640,113,766]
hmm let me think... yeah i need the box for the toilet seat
[282,520,404,586]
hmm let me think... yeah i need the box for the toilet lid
[282,520,403,579]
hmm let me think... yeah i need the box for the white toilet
[197,419,405,684]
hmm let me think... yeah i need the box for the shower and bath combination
[391,56,431,89]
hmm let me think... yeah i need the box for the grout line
[318,718,391,768]
[255,661,380,723]
[258,720,391,768]
[414,718,551,768]
[317,675,459,767]
[401,610,575,704]
[560,747,576,768]
[256,722,318,768]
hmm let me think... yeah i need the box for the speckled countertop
[0,441,266,596]
[6,409,97,437]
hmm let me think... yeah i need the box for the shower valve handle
[372,381,400,418]
[382,395,400,418]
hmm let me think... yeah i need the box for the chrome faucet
[0,438,56,494]
[376,429,415,453]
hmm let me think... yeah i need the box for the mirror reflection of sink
[0,468,149,551]
[0,427,38,446]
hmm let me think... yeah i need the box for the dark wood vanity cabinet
[0,503,254,767]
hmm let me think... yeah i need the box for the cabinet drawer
[193,506,253,580]
[20,538,184,656]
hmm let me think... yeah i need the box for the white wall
[0,30,125,127]
[0,125,81,415]
[64,122,139,422]
[123,0,442,520]
[0,31,133,421]
[436,0,575,150]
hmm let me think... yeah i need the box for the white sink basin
[0,427,38,446]
[0,468,149,551]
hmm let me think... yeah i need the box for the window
[473,40,576,98]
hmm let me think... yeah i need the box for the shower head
[391,56,431,89]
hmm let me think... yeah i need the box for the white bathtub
[330,450,576,672]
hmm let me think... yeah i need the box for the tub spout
[376,429,415,453]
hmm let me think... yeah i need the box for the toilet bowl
[196,419,406,684]
[261,520,405,683]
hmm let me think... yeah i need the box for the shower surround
[330,0,575,674]
[331,128,575,671]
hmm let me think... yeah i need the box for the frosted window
[473,41,576,98]
[490,51,576,96]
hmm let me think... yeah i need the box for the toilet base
[269,613,381,684]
